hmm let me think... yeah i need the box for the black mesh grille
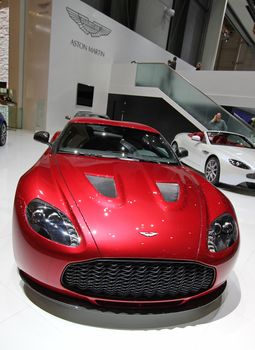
[61,259,215,301]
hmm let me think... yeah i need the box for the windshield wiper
[123,156,177,165]
[58,150,139,160]
[58,150,177,164]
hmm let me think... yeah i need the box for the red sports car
[13,117,239,310]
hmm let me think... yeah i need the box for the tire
[0,122,7,146]
[205,156,220,185]
[171,142,178,154]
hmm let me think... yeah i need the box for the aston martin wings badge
[66,7,111,37]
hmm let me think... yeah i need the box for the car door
[188,133,210,171]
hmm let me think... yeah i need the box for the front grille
[61,259,215,301]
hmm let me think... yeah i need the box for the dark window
[76,83,94,107]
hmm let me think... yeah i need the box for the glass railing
[135,63,255,142]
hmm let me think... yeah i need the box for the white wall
[181,70,255,108]
[46,0,193,132]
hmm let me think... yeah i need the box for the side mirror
[177,147,188,158]
[34,131,50,145]
[191,135,201,142]
[65,115,71,120]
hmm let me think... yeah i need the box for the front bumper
[13,214,238,309]
[220,162,255,187]
[20,268,227,312]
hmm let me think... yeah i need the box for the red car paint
[13,118,239,308]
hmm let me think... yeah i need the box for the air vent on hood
[86,175,117,198]
[156,183,179,202]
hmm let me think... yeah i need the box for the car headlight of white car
[228,159,250,169]
[208,214,238,252]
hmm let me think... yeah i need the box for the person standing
[250,117,255,128]
[168,56,177,70]
[208,112,228,131]
[195,62,202,70]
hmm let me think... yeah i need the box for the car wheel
[171,142,178,154]
[0,123,7,146]
[205,157,220,185]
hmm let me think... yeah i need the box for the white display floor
[0,130,254,349]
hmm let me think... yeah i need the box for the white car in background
[65,111,110,120]
[172,131,255,188]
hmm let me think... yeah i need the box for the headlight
[26,199,80,246]
[229,159,250,169]
[208,214,238,253]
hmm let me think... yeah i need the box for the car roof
[70,117,160,134]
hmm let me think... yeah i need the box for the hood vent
[86,175,117,198]
[156,183,180,202]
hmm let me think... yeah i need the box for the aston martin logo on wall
[66,7,111,38]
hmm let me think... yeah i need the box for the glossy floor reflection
[0,130,254,349]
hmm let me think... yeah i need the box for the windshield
[207,132,254,148]
[57,123,179,165]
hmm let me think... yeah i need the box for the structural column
[202,0,228,70]
[9,0,26,127]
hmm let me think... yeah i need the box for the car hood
[55,154,207,259]
[215,146,255,166]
